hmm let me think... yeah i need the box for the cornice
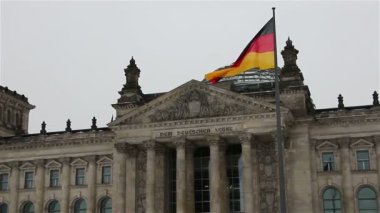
[0,132,115,151]
[112,112,280,131]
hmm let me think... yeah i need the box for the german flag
[205,18,275,84]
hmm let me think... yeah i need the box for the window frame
[356,150,370,171]
[0,173,9,191]
[322,152,335,172]
[357,186,378,213]
[49,169,60,188]
[101,166,111,185]
[75,167,86,186]
[24,171,34,189]
[322,187,342,213]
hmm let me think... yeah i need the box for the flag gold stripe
[205,51,274,81]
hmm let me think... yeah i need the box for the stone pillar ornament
[339,138,354,213]
[113,143,128,213]
[280,37,304,87]
[35,160,45,213]
[61,157,71,213]
[185,142,195,213]
[175,137,187,213]
[145,140,157,213]
[87,156,97,212]
[208,136,228,213]
[239,133,254,213]
[9,162,19,213]
[125,144,138,213]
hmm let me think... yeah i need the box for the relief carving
[257,140,279,213]
[149,89,267,122]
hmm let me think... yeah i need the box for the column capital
[9,161,19,169]
[206,135,221,146]
[238,133,254,144]
[115,142,137,154]
[337,137,350,147]
[144,140,166,153]
[373,135,380,143]
[35,159,45,167]
[85,155,96,163]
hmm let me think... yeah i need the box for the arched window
[22,202,34,213]
[48,200,60,213]
[0,203,8,213]
[358,186,378,213]
[73,199,87,213]
[99,197,112,213]
[322,187,341,213]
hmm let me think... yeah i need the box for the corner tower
[112,57,144,118]
[0,86,35,136]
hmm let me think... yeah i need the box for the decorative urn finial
[91,116,97,130]
[373,91,379,106]
[65,119,72,132]
[281,37,300,71]
[338,94,344,109]
[40,121,47,134]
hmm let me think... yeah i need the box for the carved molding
[238,133,253,144]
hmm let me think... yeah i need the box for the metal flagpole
[272,7,287,213]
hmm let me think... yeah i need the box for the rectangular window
[49,169,60,187]
[101,166,111,184]
[24,171,34,189]
[0,173,9,191]
[194,147,210,213]
[357,150,370,170]
[322,152,335,171]
[75,168,85,185]
[226,145,243,213]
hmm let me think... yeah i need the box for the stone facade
[0,39,379,213]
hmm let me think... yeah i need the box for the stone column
[309,140,320,213]
[145,140,156,213]
[9,162,19,213]
[125,144,138,213]
[61,157,71,213]
[113,143,127,213]
[251,140,260,212]
[340,139,354,213]
[240,133,254,213]
[186,143,195,213]
[175,137,187,213]
[87,156,97,213]
[35,160,45,213]
[208,136,228,213]
[375,136,380,200]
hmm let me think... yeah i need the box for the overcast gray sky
[1,1,379,134]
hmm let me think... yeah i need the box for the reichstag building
[0,39,379,213]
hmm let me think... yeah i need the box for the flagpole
[272,7,287,213]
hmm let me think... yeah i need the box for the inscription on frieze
[156,126,236,137]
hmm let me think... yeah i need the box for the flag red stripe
[233,33,274,67]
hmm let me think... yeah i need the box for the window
[101,166,111,184]
[75,168,85,185]
[73,199,86,213]
[0,203,8,213]
[22,202,34,213]
[50,170,60,187]
[357,150,370,170]
[24,172,34,189]
[357,187,378,213]
[322,152,335,171]
[0,174,8,191]
[322,187,341,213]
[99,197,112,213]
[194,147,210,213]
[48,200,60,213]
[226,145,243,213]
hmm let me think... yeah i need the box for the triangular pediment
[0,164,11,172]
[350,139,373,148]
[70,158,88,167]
[19,162,35,170]
[45,160,62,169]
[316,141,339,150]
[96,156,113,165]
[110,80,284,126]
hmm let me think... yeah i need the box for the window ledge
[317,171,341,175]
[352,169,377,174]
[71,185,88,189]
[46,186,62,190]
